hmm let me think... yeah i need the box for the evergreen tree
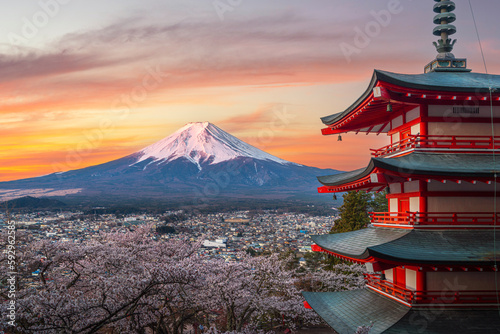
[368,189,389,213]
[330,191,371,234]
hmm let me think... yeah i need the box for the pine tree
[368,189,389,213]
[330,191,371,234]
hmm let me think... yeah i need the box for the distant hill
[2,196,67,209]
[0,122,341,206]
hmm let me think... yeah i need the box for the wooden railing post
[371,211,499,226]
[371,136,500,157]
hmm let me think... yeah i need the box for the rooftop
[303,289,500,334]
[321,70,500,126]
[311,226,500,265]
[318,152,500,187]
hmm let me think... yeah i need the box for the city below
[1,208,336,268]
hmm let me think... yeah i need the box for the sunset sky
[2,0,500,181]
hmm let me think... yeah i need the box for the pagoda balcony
[370,211,500,227]
[371,135,500,158]
[364,274,500,305]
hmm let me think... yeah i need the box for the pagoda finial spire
[424,0,470,73]
[432,0,457,57]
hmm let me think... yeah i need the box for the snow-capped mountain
[134,122,290,169]
[0,122,340,205]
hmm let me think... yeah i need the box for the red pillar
[416,269,426,291]
[415,269,426,302]
[420,103,428,136]
[418,180,428,225]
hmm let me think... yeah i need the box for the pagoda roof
[318,152,500,187]
[311,226,499,265]
[321,70,500,126]
[302,289,408,334]
[302,289,500,334]
[312,227,409,259]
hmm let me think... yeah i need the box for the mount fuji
[0,122,340,205]
[134,122,290,169]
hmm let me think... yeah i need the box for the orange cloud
[0,144,137,182]
[0,14,436,118]
[5,12,495,184]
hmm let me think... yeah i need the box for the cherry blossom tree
[1,225,364,334]
[203,253,321,332]
[296,262,365,293]
[1,225,211,333]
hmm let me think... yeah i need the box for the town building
[303,1,500,333]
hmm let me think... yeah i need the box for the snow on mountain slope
[134,122,293,168]
[0,121,342,203]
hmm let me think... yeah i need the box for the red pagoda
[303,1,500,333]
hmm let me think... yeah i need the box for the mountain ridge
[133,122,291,169]
[0,122,340,204]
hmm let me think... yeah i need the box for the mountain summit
[0,122,339,205]
[135,122,289,169]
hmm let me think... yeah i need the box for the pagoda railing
[371,136,416,157]
[364,274,500,305]
[370,212,500,226]
[370,212,413,224]
[371,135,500,157]
[364,273,414,303]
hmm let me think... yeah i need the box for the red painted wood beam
[379,81,500,105]
[311,244,374,264]
[370,173,388,184]
[373,86,391,101]
[377,122,390,135]
[321,127,343,136]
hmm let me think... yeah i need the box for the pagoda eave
[318,152,500,192]
[321,90,417,136]
[311,243,375,264]
[311,227,500,267]
[313,242,500,271]
[302,289,500,334]
[320,70,500,135]
[317,171,388,193]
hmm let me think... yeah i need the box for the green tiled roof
[311,227,409,259]
[318,167,368,186]
[318,152,500,186]
[321,70,500,125]
[303,289,500,334]
[302,289,409,334]
[312,227,500,265]
[375,70,500,94]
